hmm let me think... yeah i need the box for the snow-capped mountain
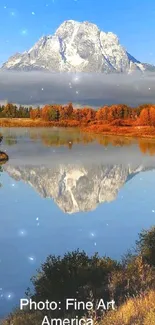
[1,20,154,73]
[4,163,147,214]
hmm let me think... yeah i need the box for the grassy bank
[1,118,155,139]
[0,118,80,128]
[103,290,155,325]
[3,291,155,325]
[82,123,155,139]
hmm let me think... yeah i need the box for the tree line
[0,103,32,118]
[1,102,155,126]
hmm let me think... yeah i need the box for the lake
[0,127,155,318]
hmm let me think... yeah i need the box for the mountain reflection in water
[1,127,155,213]
[1,128,155,317]
[3,163,152,214]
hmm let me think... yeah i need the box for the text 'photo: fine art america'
[0,1,155,325]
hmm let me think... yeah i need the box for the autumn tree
[96,106,109,121]
[80,107,96,122]
[149,107,155,126]
[30,108,41,120]
[73,108,81,121]
[107,106,116,121]
[67,102,73,116]
[106,105,131,122]
[41,105,49,120]
[41,105,60,121]
[139,108,150,126]
[59,103,73,120]
[47,107,59,121]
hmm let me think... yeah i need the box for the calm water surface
[0,127,155,317]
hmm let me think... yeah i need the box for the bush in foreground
[3,227,155,324]
[29,250,120,318]
[136,226,155,267]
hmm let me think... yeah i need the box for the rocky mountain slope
[4,163,146,214]
[1,20,153,73]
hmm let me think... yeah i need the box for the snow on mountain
[1,20,152,73]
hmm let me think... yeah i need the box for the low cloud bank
[0,71,155,106]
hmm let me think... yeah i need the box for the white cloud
[0,71,155,106]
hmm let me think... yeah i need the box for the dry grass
[2,310,43,325]
[102,290,155,325]
[1,118,155,139]
[3,291,155,325]
[82,124,155,139]
[0,118,80,128]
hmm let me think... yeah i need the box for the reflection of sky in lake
[0,128,155,317]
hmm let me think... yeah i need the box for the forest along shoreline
[1,103,155,139]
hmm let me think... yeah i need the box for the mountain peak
[1,19,152,73]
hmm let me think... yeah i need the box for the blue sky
[0,0,155,65]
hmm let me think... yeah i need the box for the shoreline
[1,118,155,140]
[82,127,155,140]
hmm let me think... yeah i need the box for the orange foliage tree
[73,109,81,121]
[18,101,155,130]
[30,108,41,120]
[107,105,131,122]
[139,108,151,126]
[96,106,109,121]
[41,105,60,121]
[59,103,73,120]
[149,107,155,126]
[80,107,96,122]
[138,105,155,126]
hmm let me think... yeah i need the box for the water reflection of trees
[2,129,155,155]
[29,134,155,155]
[4,137,17,146]
[138,139,155,155]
